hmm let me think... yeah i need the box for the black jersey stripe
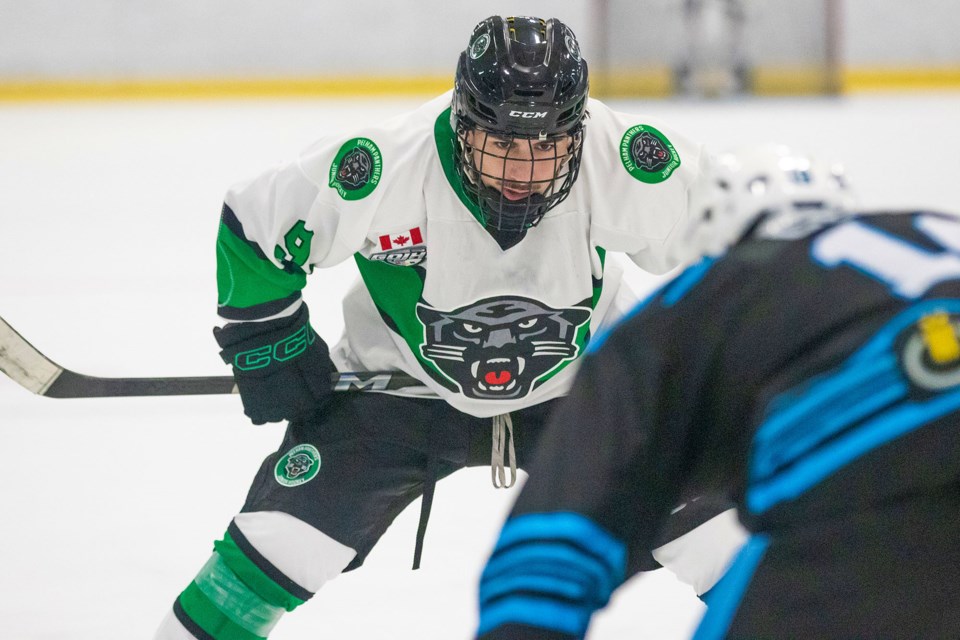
[217,291,302,321]
[221,203,303,276]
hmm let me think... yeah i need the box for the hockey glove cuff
[213,304,333,425]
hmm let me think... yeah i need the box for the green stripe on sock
[215,531,306,612]
[180,554,287,639]
[178,581,267,640]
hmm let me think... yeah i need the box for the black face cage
[454,122,585,232]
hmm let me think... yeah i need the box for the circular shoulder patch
[900,313,960,391]
[619,124,681,184]
[275,444,321,487]
[329,137,383,200]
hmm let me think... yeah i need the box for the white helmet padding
[675,144,856,264]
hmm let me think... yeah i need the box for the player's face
[465,130,574,201]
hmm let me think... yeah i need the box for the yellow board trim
[590,68,675,99]
[751,66,840,96]
[2,66,960,102]
[843,67,960,93]
[0,76,454,102]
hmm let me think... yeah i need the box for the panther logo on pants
[286,453,315,478]
[275,444,322,487]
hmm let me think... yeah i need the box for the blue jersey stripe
[481,572,592,603]
[481,544,615,601]
[661,257,716,307]
[477,594,591,637]
[587,257,715,355]
[749,387,960,514]
[748,299,960,514]
[586,283,664,355]
[693,534,770,640]
[750,356,906,482]
[488,511,627,575]
[477,512,627,638]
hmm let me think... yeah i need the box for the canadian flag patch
[379,227,423,251]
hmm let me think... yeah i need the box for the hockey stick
[0,315,422,398]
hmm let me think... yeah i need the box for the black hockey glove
[213,304,333,425]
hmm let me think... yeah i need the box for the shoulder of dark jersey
[594,209,960,378]
[700,209,959,312]
[846,210,960,251]
[733,210,958,264]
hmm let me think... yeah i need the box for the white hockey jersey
[217,92,705,418]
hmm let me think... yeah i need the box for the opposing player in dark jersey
[477,145,960,639]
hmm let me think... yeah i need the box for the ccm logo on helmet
[508,110,548,119]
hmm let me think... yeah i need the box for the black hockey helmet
[451,16,589,236]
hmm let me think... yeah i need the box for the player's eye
[518,318,538,328]
[462,323,483,333]
[535,142,556,153]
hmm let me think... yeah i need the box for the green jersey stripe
[216,219,306,310]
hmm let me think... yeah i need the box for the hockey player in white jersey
[155,15,746,639]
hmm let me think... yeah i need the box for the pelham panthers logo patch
[632,132,672,172]
[328,137,383,200]
[416,296,591,399]
[337,148,372,188]
[619,124,680,184]
[274,444,322,487]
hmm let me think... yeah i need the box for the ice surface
[2,92,958,639]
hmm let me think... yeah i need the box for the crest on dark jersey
[631,131,673,172]
[416,296,591,399]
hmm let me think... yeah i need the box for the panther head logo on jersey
[631,131,673,173]
[337,148,373,190]
[620,124,680,184]
[416,296,591,399]
[329,138,382,200]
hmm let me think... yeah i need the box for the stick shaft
[0,315,422,398]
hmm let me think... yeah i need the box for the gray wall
[0,1,592,79]
[1,0,958,81]
[600,1,834,69]
[845,0,960,65]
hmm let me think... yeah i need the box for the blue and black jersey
[477,211,960,639]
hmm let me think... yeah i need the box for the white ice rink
[2,92,959,639]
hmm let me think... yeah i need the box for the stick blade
[0,316,64,395]
[0,315,237,398]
